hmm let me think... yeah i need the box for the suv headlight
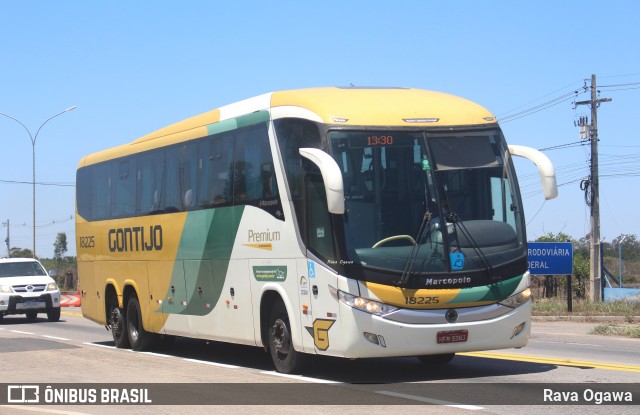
[46,282,59,292]
[0,285,12,293]
[498,288,531,309]
[329,285,398,316]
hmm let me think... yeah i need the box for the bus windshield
[329,128,526,285]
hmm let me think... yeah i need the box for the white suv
[0,258,61,322]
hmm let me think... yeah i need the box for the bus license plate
[437,330,468,344]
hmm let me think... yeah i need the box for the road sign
[527,242,573,275]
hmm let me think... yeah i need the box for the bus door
[300,175,341,354]
[298,258,339,355]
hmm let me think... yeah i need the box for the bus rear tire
[126,297,154,351]
[418,353,455,366]
[268,301,307,374]
[110,306,130,349]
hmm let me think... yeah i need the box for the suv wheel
[47,307,61,322]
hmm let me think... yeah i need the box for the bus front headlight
[329,285,398,316]
[498,288,531,309]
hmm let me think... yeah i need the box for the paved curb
[532,315,632,322]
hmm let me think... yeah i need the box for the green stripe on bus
[206,110,269,136]
[160,206,245,316]
[450,274,523,304]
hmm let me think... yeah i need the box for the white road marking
[260,371,339,383]
[10,330,35,335]
[182,358,241,369]
[376,390,484,410]
[41,335,71,341]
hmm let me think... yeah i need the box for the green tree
[9,247,33,258]
[53,232,68,287]
[613,234,640,261]
[573,255,589,299]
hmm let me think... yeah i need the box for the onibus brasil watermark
[7,385,151,404]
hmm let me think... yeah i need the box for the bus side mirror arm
[508,144,558,200]
[299,148,345,214]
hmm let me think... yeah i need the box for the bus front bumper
[330,300,531,359]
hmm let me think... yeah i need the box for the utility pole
[2,219,9,257]
[575,74,612,301]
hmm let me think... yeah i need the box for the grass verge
[532,297,639,321]
[590,324,640,338]
[533,297,640,339]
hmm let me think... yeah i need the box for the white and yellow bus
[76,87,557,373]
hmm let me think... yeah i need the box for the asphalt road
[0,307,637,415]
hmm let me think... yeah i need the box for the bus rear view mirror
[299,148,345,214]
[508,144,558,200]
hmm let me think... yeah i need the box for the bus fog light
[378,335,386,347]
[511,322,526,339]
[364,332,380,345]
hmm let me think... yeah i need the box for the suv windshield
[0,261,48,278]
[329,128,526,281]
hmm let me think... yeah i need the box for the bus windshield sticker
[450,252,465,271]
[307,261,316,278]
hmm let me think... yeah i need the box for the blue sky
[1,1,639,258]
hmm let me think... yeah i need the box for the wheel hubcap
[271,319,291,355]
[111,308,123,338]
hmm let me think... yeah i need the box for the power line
[498,90,585,123]
[537,141,587,152]
[2,215,74,229]
[0,178,74,187]
[599,81,640,88]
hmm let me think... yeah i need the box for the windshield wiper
[398,210,432,287]
[445,211,499,282]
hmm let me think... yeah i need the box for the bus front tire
[126,297,154,351]
[268,301,307,374]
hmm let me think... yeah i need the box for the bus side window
[180,144,198,210]
[136,151,163,214]
[233,125,282,219]
[163,147,182,212]
[306,175,335,262]
[93,163,111,220]
[199,135,233,207]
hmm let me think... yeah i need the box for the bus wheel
[268,301,307,374]
[110,306,130,349]
[126,297,153,351]
[418,353,455,366]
